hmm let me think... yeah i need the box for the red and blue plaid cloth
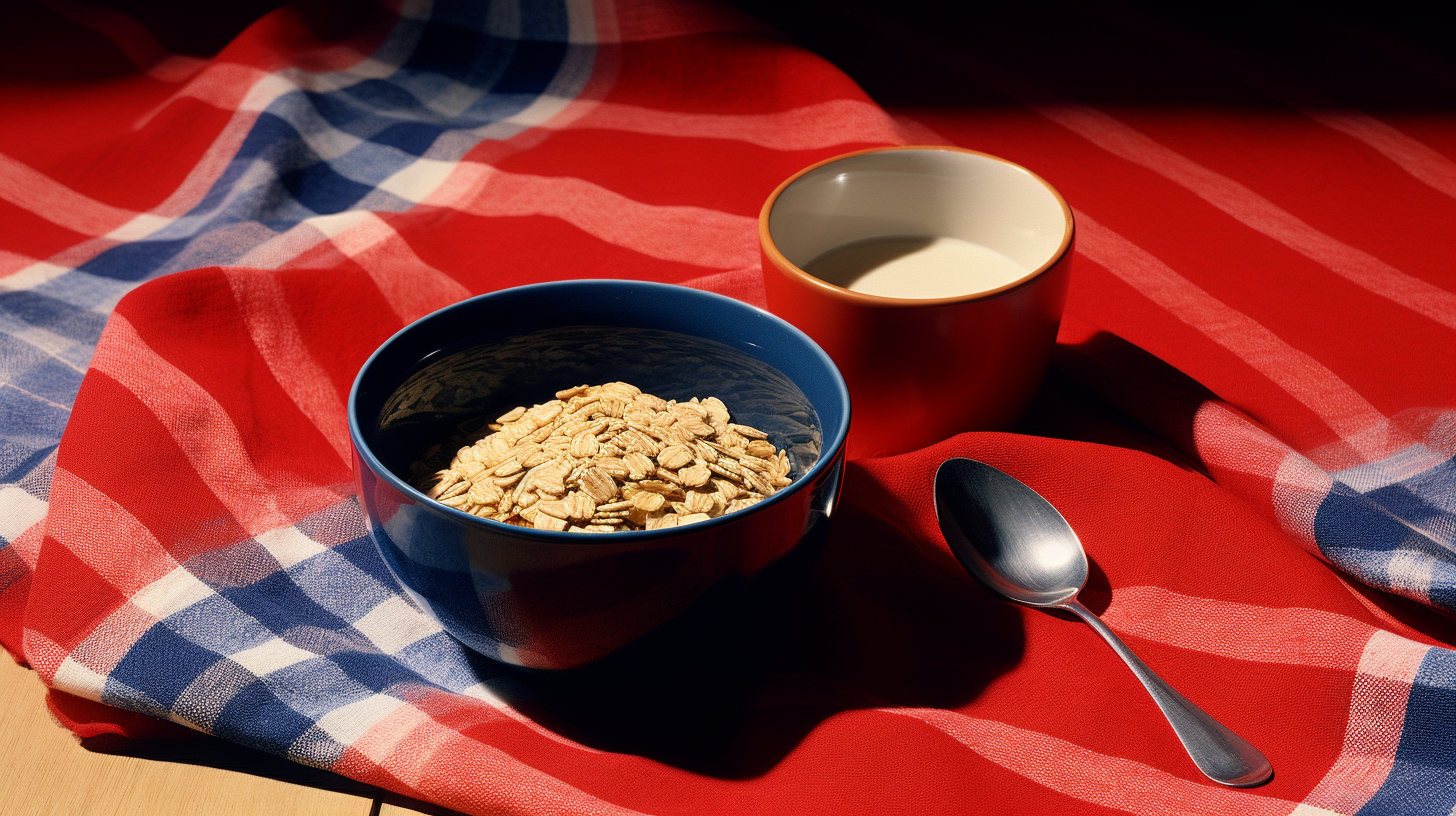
[3,0,1455,812]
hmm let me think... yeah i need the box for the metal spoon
[933,457,1273,788]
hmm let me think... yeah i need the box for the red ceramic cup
[761,146,1075,458]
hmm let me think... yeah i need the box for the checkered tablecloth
[3,0,1454,813]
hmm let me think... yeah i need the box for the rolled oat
[418,382,793,532]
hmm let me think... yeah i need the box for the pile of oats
[420,382,793,532]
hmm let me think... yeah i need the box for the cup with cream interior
[760,146,1075,458]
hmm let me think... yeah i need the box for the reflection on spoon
[933,457,1273,788]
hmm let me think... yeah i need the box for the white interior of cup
[768,149,1068,295]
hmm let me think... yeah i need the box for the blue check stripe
[0,0,592,544]
[103,499,495,763]
[1356,647,1456,815]
[1317,446,1456,609]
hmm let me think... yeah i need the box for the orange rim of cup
[758,145,1076,308]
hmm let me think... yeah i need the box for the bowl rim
[348,279,852,543]
[759,145,1076,308]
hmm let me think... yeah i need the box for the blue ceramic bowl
[349,281,850,670]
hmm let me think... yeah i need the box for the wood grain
[0,655,375,816]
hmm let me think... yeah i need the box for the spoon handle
[1063,599,1273,788]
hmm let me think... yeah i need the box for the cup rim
[348,279,851,544]
[759,145,1075,308]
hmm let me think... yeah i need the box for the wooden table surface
[0,655,459,816]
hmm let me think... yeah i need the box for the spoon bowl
[933,457,1273,788]
[934,458,1088,607]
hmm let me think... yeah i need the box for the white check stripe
[353,596,442,654]
[45,468,177,594]
[0,250,50,281]
[1300,631,1427,814]
[1101,586,1382,669]
[314,693,408,744]
[21,631,71,679]
[565,0,599,44]
[376,158,459,203]
[309,213,470,324]
[95,316,346,535]
[1076,212,1396,458]
[255,526,329,569]
[1385,550,1437,601]
[432,162,759,269]
[231,637,316,676]
[552,98,906,149]
[224,270,353,465]
[1307,112,1456,202]
[1273,451,1335,544]
[348,704,645,814]
[1330,441,1454,493]
[53,656,108,700]
[0,486,47,543]
[0,152,139,237]
[103,213,174,243]
[67,601,162,678]
[132,566,214,619]
[884,708,1307,816]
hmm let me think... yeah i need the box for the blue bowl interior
[352,282,850,517]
